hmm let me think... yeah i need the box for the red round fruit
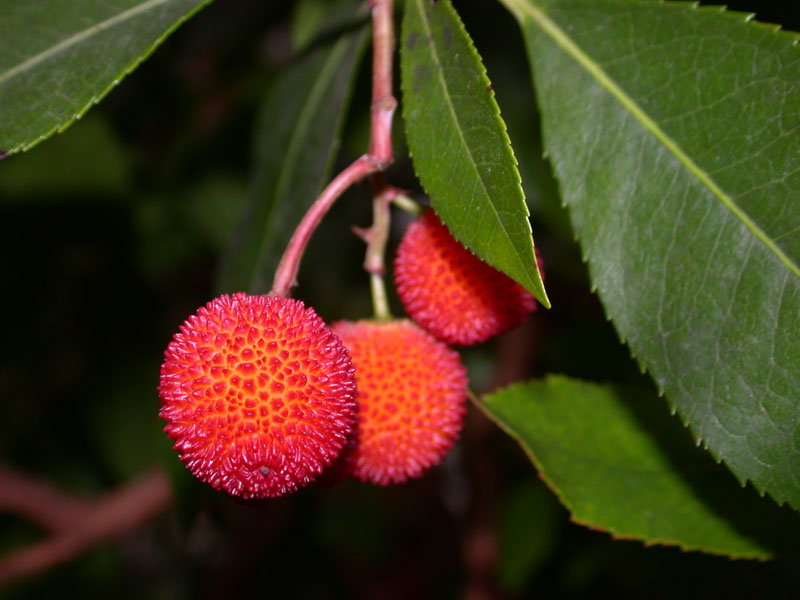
[331,319,467,485]
[394,208,540,346]
[158,293,356,498]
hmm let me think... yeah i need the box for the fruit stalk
[357,176,399,321]
[391,193,423,216]
[270,0,397,298]
[270,156,376,297]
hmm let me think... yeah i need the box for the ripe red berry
[394,208,540,346]
[330,319,468,485]
[158,293,356,498]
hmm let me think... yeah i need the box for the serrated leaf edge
[1,0,215,156]
[499,0,800,507]
[499,0,800,281]
[477,377,774,560]
[403,0,549,307]
[571,233,782,504]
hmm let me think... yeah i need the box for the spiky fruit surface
[331,319,468,485]
[394,208,540,346]
[158,293,356,499]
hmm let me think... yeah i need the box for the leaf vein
[412,0,531,282]
[501,0,800,281]
[0,0,173,87]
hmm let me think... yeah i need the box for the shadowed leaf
[501,0,800,508]
[482,376,800,558]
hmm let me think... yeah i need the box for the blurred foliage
[1,0,798,598]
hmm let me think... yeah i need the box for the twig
[270,0,397,297]
[367,0,397,167]
[0,464,91,534]
[270,156,378,297]
[0,466,172,584]
[355,176,402,320]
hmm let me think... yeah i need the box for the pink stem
[0,467,172,584]
[269,0,397,297]
[363,176,396,276]
[270,156,377,297]
[368,0,397,166]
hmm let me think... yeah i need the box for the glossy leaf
[216,3,369,295]
[481,376,800,558]
[500,0,800,507]
[400,0,549,307]
[0,0,213,156]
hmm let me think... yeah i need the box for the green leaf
[400,0,548,307]
[292,0,330,52]
[0,0,213,156]
[216,3,369,295]
[501,0,800,507]
[481,376,800,558]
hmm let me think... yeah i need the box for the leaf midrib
[501,0,800,280]
[0,0,172,87]
[411,0,536,290]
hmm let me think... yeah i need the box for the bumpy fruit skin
[158,293,356,499]
[331,319,467,485]
[394,208,540,346]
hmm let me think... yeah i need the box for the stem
[0,466,171,584]
[391,193,424,215]
[269,0,397,297]
[271,156,376,297]
[369,272,391,321]
[0,464,91,533]
[368,0,397,166]
[362,178,395,320]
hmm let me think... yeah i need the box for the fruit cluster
[158,208,541,498]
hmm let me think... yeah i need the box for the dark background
[1,1,798,598]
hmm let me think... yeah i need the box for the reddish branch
[270,0,397,298]
[0,464,92,534]
[368,0,398,166]
[270,156,378,297]
[0,0,401,585]
[0,466,172,584]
